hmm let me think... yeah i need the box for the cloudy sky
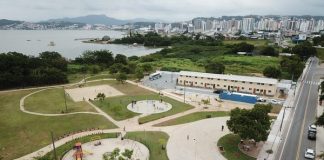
[1,0,324,22]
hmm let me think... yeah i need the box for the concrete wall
[177,75,277,96]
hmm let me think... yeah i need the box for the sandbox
[65,85,124,102]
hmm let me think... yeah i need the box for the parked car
[304,148,315,159]
[308,124,317,133]
[213,89,224,94]
[269,99,282,105]
[257,97,266,102]
[308,131,316,140]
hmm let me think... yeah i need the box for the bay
[0,30,161,59]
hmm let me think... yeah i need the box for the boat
[48,41,55,46]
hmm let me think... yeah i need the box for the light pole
[51,131,57,160]
[193,138,197,160]
[184,85,186,103]
[63,86,67,113]
[280,106,286,131]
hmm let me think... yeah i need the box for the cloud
[0,0,323,22]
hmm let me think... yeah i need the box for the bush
[205,62,225,74]
[263,66,281,78]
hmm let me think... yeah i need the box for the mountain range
[46,14,165,25]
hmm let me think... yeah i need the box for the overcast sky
[1,0,324,22]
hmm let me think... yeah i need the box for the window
[201,77,204,79]
[260,89,263,92]
[257,83,260,85]
[231,86,233,88]
[195,76,197,78]
[256,89,259,91]
[242,87,245,90]
[249,88,252,90]
[201,83,203,85]
[268,90,272,93]
[269,84,273,86]
[235,80,238,82]
[195,82,197,84]
[218,79,220,80]
[261,83,264,85]
[217,84,220,87]
[231,80,234,82]
[210,78,213,80]
[242,81,245,83]
[180,80,182,83]
[224,85,227,87]
[224,79,227,81]
[250,82,253,84]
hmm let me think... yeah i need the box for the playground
[127,100,172,114]
[62,138,149,160]
[65,85,124,102]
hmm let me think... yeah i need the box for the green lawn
[317,48,324,61]
[154,111,229,126]
[124,131,169,160]
[153,58,205,72]
[220,55,280,75]
[0,90,117,160]
[88,80,194,122]
[85,74,114,81]
[223,40,269,47]
[40,133,118,160]
[217,134,256,160]
[24,88,97,114]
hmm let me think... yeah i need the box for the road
[277,57,322,160]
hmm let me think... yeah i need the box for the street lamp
[51,131,57,160]
[63,86,67,113]
[279,106,287,132]
[193,138,197,160]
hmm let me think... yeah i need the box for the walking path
[15,77,233,160]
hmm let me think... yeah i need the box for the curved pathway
[14,76,230,160]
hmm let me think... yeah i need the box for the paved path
[15,77,232,160]
[166,117,229,160]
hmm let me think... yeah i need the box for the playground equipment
[73,142,83,160]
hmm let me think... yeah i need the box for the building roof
[179,71,278,85]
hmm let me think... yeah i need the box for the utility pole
[184,84,186,103]
[63,86,67,112]
[280,107,286,131]
[51,131,57,160]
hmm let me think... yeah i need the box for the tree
[135,68,144,80]
[291,41,317,60]
[263,66,281,78]
[128,56,139,61]
[116,72,127,83]
[227,104,272,142]
[280,55,304,80]
[230,42,255,53]
[115,54,128,65]
[122,149,133,159]
[259,46,278,56]
[205,62,225,74]
[316,112,324,126]
[96,93,106,101]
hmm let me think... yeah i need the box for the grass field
[88,80,194,122]
[40,133,118,160]
[0,90,117,160]
[219,55,280,75]
[154,111,229,126]
[223,40,269,47]
[317,48,324,61]
[153,58,205,72]
[124,131,169,160]
[217,134,256,160]
[24,88,97,114]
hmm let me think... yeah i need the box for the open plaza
[1,71,291,160]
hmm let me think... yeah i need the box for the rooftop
[179,71,278,85]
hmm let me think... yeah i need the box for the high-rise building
[242,18,255,33]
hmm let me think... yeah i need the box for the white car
[308,124,317,133]
[269,99,282,105]
[304,148,315,159]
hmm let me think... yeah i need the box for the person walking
[221,125,224,131]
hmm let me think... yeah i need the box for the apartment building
[177,71,278,96]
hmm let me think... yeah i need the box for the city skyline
[1,0,324,22]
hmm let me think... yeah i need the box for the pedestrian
[187,135,189,140]
[123,126,125,131]
[221,125,224,131]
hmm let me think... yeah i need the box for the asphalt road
[277,57,321,160]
